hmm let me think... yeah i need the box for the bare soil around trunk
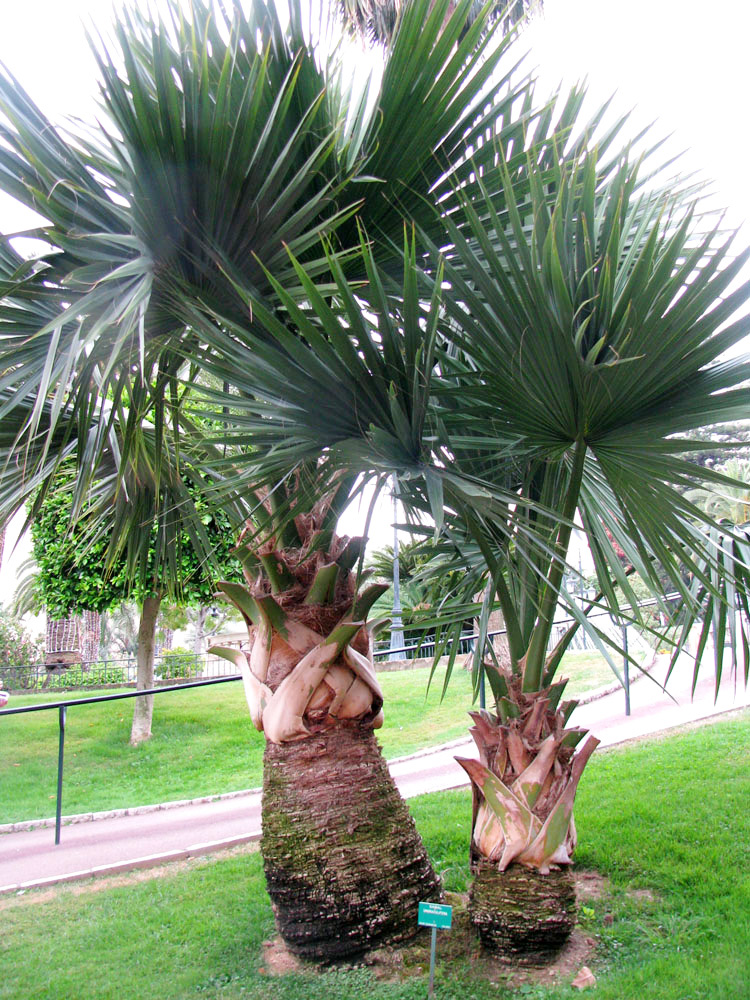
[260,869,620,989]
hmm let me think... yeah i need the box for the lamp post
[389,481,406,660]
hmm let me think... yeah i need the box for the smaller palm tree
[685,458,750,525]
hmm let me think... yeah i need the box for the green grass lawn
[0,651,620,824]
[2,712,747,999]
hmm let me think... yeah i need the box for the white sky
[2,0,749,600]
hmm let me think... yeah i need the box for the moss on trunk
[469,859,577,962]
[262,722,442,960]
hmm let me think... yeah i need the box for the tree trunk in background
[45,617,80,668]
[78,610,101,666]
[157,628,174,656]
[0,525,5,570]
[193,605,209,655]
[263,723,442,959]
[130,595,162,745]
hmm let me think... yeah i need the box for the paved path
[1,650,747,894]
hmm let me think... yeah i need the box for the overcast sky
[1,0,748,600]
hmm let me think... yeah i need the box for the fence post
[55,705,67,845]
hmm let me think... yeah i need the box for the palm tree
[210,479,441,956]
[191,131,750,958]
[0,0,564,959]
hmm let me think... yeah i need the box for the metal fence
[0,676,242,846]
[0,651,241,693]
[2,592,680,692]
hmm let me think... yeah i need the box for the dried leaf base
[469,859,577,963]
[262,724,442,961]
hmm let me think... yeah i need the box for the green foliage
[157,647,197,680]
[31,486,129,618]
[42,664,129,690]
[0,609,43,666]
[30,474,242,617]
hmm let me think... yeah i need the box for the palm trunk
[213,521,441,960]
[130,595,161,745]
[263,722,440,959]
[78,609,101,666]
[45,616,80,668]
[470,859,577,962]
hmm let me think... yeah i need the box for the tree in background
[30,472,241,743]
[366,536,470,653]
[685,457,750,525]
[340,0,540,45]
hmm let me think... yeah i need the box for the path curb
[0,832,261,895]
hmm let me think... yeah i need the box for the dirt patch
[259,871,640,990]
[260,937,305,976]
[575,869,608,901]
[0,842,260,912]
[259,881,605,990]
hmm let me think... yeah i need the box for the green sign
[418,902,452,929]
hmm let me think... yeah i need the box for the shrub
[158,647,197,680]
[0,611,43,668]
[43,663,128,690]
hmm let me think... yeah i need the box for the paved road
[1,649,747,894]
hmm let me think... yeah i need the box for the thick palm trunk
[213,522,441,960]
[263,722,440,959]
[130,595,161,745]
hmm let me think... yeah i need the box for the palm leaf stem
[522,438,587,691]
[492,565,524,669]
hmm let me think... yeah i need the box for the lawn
[0,651,621,824]
[1,712,747,999]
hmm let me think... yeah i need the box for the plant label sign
[418,902,452,929]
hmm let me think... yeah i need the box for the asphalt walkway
[1,649,747,894]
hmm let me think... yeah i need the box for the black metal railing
[0,651,240,693]
[0,592,687,846]
[0,676,242,846]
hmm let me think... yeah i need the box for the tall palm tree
[0,0,569,959]
[191,134,750,957]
